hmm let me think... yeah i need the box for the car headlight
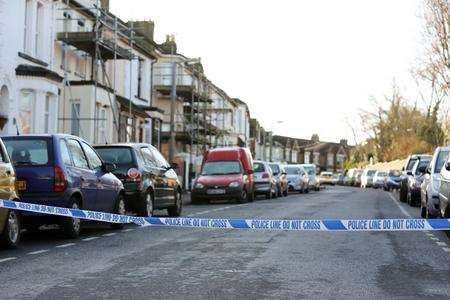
[229,181,240,188]
[195,183,204,189]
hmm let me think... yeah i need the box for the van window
[4,138,49,166]
[202,161,241,175]
[67,139,89,169]
[285,167,300,175]
[60,139,72,166]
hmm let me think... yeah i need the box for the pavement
[1,186,450,299]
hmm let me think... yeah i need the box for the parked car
[269,162,288,197]
[300,164,320,191]
[0,138,21,248]
[421,147,450,218]
[284,165,309,193]
[361,169,376,188]
[191,147,254,204]
[406,157,431,207]
[399,154,432,202]
[343,169,357,186]
[372,171,388,188]
[319,171,335,185]
[335,172,345,185]
[439,155,450,218]
[94,143,183,217]
[384,169,402,191]
[354,169,363,187]
[253,161,277,199]
[2,134,124,238]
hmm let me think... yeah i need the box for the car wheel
[139,192,154,217]
[283,187,288,197]
[421,206,427,218]
[168,190,183,217]
[399,185,407,202]
[0,210,21,248]
[60,199,82,239]
[247,189,255,202]
[305,188,309,194]
[277,185,282,197]
[238,189,248,204]
[111,194,126,230]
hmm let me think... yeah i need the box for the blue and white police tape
[2,199,450,231]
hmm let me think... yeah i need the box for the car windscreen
[389,170,401,177]
[435,150,450,174]
[377,172,387,177]
[269,164,280,174]
[202,161,241,175]
[406,158,418,171]
[253,162,265,173]
[95,147,134,166]
[285,167,300,175]
[367,170,376,176]
[303,166,315,175]
[3,138,50,166]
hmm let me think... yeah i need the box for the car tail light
[127,168,142,182]
[262,172,269,179]
[54,166,68,193]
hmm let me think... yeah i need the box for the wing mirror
[446,162,450,171]
[406,171,413,176]
[425,166,431,174]
[102,162,117,173]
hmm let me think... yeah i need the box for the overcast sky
[110,0,424,144]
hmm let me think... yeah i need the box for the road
[1,186,450,299]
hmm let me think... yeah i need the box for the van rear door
[3,137,54,197]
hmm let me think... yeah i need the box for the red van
[191,147,255,204]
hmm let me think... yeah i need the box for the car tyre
[277,185,282,197]
[421,206,427,218]
[60,198,82,239]
[168,190,183,217]
[0,210,21,249]
[111,194,126,230]
[238,189,248,204]
[265,190,272,200]
[399,185,407,202]
[283,187,288,197]
[247,189,255,202]
[138,191,154,217]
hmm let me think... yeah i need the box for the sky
[110,0,424,144]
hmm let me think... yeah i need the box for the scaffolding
[57,0,141,144]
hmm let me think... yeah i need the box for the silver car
[421,147,450,218]
[300,164,320,191]
[284,165,309,193]
[373,171,387,188]
[253,161,277,199]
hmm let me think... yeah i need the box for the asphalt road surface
[1,186,450,299]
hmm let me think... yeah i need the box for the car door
[66,139,98,211]
[140,146,167,206]
[81,142,117,213]
[150,146,177,205]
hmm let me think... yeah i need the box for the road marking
[102,233,116,237]
[437,242,447,246]
[426,233,435,237]
[121,229,134,232]
[443,248,450,252]
[0,257,17,263]
[388,193,412,218]
[27,250,49,255]
[82,237,99,242]
[56,243,76,248]
[431,237,440,241]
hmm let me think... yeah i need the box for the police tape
[1,199,450,231]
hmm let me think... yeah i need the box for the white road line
[437,242,447,246]
[27,250,49,255]
[443,248,450,252]
[388,193,412,218]
[82,237,99,241]
[426,233,435,237]
[56,243,75,248]
[102,233,117,237]
[121,229,134,232]
[431,237,440,241]
[0,257,17,263]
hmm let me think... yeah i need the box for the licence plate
[207,189,226,195]
[16,180,27,191]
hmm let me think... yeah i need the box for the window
[71,102,80,136]
[327,153,334,167]
[67,139,89,169]
[150,147,169,168]
[19,91,35,134]
[97,147,134,166]
[137,59,143,98]
[60,139,72,166]
[81,142,102,170]
[75,51,86,77]
[44,94,50,133]
[435,151,450,174]
[201,161,242,175]
[35,2,43,58]
[3,138,49,166]
[253,162,266,173]
[141,147,158,167]
[24,0,31,53]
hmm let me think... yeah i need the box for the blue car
[384,170,402,191]
[2,134,124,238]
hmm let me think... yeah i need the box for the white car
[373,171,388,188]
[300,164,320,191]
[421,147,450,218]
[284,165,310,193]
[361,169,376,188]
